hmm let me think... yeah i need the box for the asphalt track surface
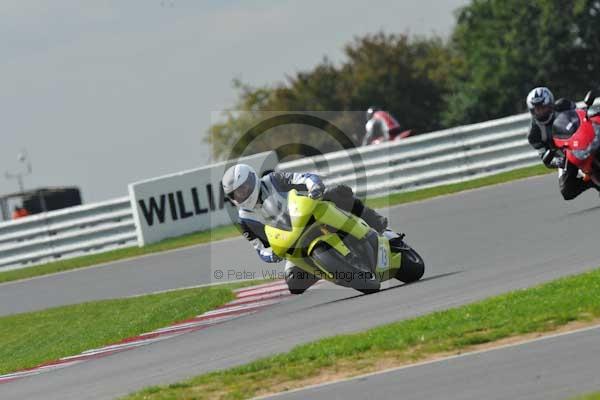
[263,325,600,400]
[3,173,600,399]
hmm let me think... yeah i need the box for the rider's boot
[323,184,388,233]
[383,229,407,250]
[353,200,388,233]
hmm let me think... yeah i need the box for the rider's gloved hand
[308,184,325,200]
[268,253,283,263]
[549,155,566,169]
[258,249,283,263]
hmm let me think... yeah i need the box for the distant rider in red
[363,106,403,146]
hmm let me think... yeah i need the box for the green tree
[342,33,455,133]
[443,0,600,126]
[207,32,454,160]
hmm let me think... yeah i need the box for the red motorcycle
[550,91,600,184]
[368,127,413,145]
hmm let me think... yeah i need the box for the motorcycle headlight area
[572,123,600,161]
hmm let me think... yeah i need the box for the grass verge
[571,393,600,400]
[366,164,551,208]
[0,164,551,285]
[0,279,262,375]
[123,266,600,400]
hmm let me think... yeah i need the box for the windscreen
[262,191,293,231]
[552,110,580,139]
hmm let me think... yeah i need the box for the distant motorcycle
[363,117,413,146]
[367,127,414,145]
[549,91,600,184]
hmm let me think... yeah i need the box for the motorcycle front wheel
[311,242,381,294]
[395,246,425,283]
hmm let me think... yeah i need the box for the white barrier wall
[128,151,278,246]
[279,113,536,197]
[0,197,136,270]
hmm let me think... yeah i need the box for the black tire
[311,242,380,294]
[395,246,425,283]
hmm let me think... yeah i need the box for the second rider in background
[526,86,599,200]
[362,106,405,146]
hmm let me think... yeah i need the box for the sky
[1,0,469,203]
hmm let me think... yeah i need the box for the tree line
[208,0,600,160]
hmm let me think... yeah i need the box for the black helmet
[366,106,380,121]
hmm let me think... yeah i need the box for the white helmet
[526,87,555,123]
[222,164,260,209]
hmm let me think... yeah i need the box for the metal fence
[0,197,136,270]
[0,112,538,271]
[279,113,536,197]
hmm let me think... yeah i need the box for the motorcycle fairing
[263,189,402,283]
[264,190,371,257]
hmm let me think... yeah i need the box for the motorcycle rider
[526,87,598,200]
[222,164,389,293]
[363,106,403,146]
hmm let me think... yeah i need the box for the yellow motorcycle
[265,189,425,294]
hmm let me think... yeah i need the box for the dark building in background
[0,187,82,222]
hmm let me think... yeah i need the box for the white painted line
[201,299,281,316]
[235,280,283,291]
[150,313,248,334]
[256,324,600,399]
[227,292,289,306]
[0,360,83,382]
[236,286,289,299]
[235,281,287,294]
[78,335,179,356]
